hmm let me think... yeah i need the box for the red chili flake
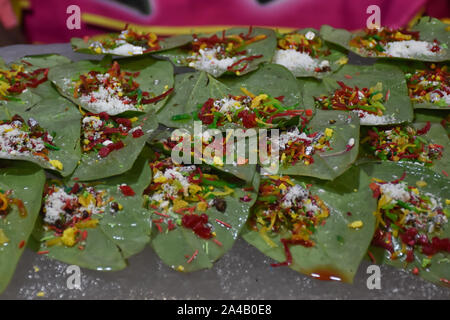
[344,74,352,79]
[271,238,314,267]
[98,147,111,158]
[182,213,212,239]
[198,98,215,125]
[385,89,390,101]
[115,118,132,128]
[70,183,80,194]
[274,96,285,102]
[98,112,110,120]
[37,250,49,255]
[187,249,199,264]
[442,170,449,177]
[305,109,313,117]
[227,55,263,72]
[212,238,223,247]
[154,211,170,218]
[417,121,431,135]
[367,251,376,264]
[119,185,135,196]
[141,87,174,104]
[440,278,450,286]
[390,172,407,184]
[346,211,352,216]
[237,110,257,128]
[154,223,163,233]
[103,127,121,134]
[239,195,252,202]
[78,245,85,251]
[345,143,355,152]
[215,219,232,229]
[81,230,88,241]
[167,220,176,231]
[131,128,144,138]
[18,240,25,249]
[412,267,419,275]
[108,141,125,151]
[406,249,415,262]
[369,182,381,198]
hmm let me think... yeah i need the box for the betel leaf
[273,28,348,78]
[0,96,82,177]
[410,16,450,59]
[157,27,276,77]
[149,165,259,272]
[71,33,192,56]
[358,122,450,178]
[242,166,377,283]
[414,109,450,136]
[360,161,450,287]
[301,63,414,125]
[158,64,304,132]
[147,126,257,184]
[273,110,359,180]
[320,17,450,62]
[0,54,70,108]
[71,113,158,181]
[14,54,72,101]
[221,63,303,107]
[0,161,45,294]
[385,60,450,110]
[409,64,449,110]
[32,151,152,271]
[156,71,230,130]
[411,122,449,178]
[48,56,174,115]
[16,54,72,70]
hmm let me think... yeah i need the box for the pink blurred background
[1,0,449,45]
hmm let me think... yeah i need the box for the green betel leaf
[157,27,277,77]
[301,63,414,125]
[0,54,71,108]
[17,54,72,70]
[414,109,450,136]
[320,17,450,62]
[272,28,348,78]
[0,161,45,293]
[359,122,450,178]
[147,126,257,184]
[0,96,82,177]
[158,64,305,132]
[72,113,158,181]
[145,155,259,272]
[221,63,303,107]
[242,166,377,283]
[272,110,359,180]
[360,161,450,287]
[71,32,192,56]
[32,152,152,271]
[157,71,229,130]
[406,62,449,110]
[48,56,174,115]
